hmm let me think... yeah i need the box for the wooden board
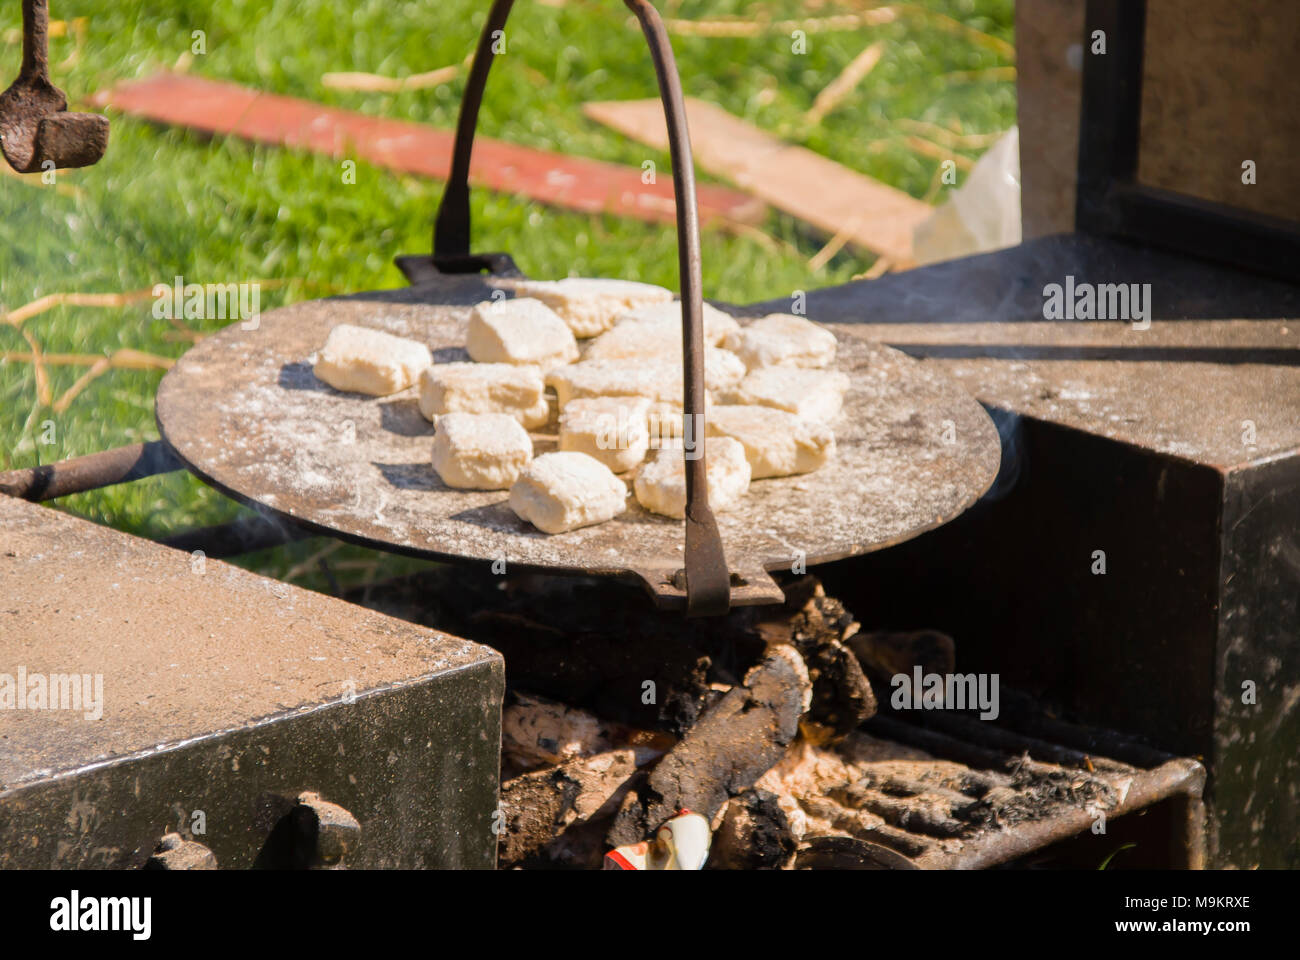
[583,97,931,264]
[93,73,767,228]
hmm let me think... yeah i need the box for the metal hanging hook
[427,0,732,616]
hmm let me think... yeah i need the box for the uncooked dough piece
[701,348,747,391]
[633,436,751,519]
[548,360,683,408]
[418,362,549,429]
[432,412,534,490]
[466,297,579,369]
[723,314,838,370]
[505,278,673,338]
[588,300,740,358]
[706,405,835,478]
[559,396,652,473]
[722,366,851,421]
[546,352,741,409]
[509,451,628,534]
[313,323,431,396]
[646,399,703,446]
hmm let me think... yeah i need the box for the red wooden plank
[92,73,766,227]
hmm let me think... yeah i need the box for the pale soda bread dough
[466,297,579,369]
[706,404,835,478]
[633,436,751,519]
[505,278,673,338]
[314,323,431,396]
[723,314,838,370]
[559,396,652,473]
[587,300,741,359]
[418,362,550,429]
[431,412,534,490]
[721,366,851,422]
[546,351,743,409]
[509,451,629,534]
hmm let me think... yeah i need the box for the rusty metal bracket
[394,251,522,283]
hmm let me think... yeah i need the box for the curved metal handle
[435,0,730,616]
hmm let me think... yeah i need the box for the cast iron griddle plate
[156,278,1000,600]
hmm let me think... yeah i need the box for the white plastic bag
[912,126,1021,266]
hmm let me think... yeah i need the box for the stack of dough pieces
[721,366,851,422]
[310,283,850,535]
[432,412,533,490]
[706,405,835,479]
[559,396,651,473]
[546,351,744,409]
[584,300,741,360]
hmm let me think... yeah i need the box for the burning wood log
[501,691,675,781]
[499,749,640,868]
[755,576,877,735]
[709,790,798,870]
[359,569,910,865]
[848,629,957,691]
[753,732,944,845]
[502,692,615,769]
[607,646,810,845]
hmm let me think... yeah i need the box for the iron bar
[0,441,180,501]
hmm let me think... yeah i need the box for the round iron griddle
[155,277,1001,607]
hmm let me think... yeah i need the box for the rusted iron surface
[154,281,1000,606]
[0,0,108,172]
[0,440,180,500]
[0,497,504,868]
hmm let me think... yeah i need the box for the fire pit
[5,0,1271,871]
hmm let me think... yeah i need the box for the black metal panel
[750,234,1300,327]
[820,416,1224,760]
[1214,454,1300,867]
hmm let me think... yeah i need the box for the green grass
[0,0,1014,591]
